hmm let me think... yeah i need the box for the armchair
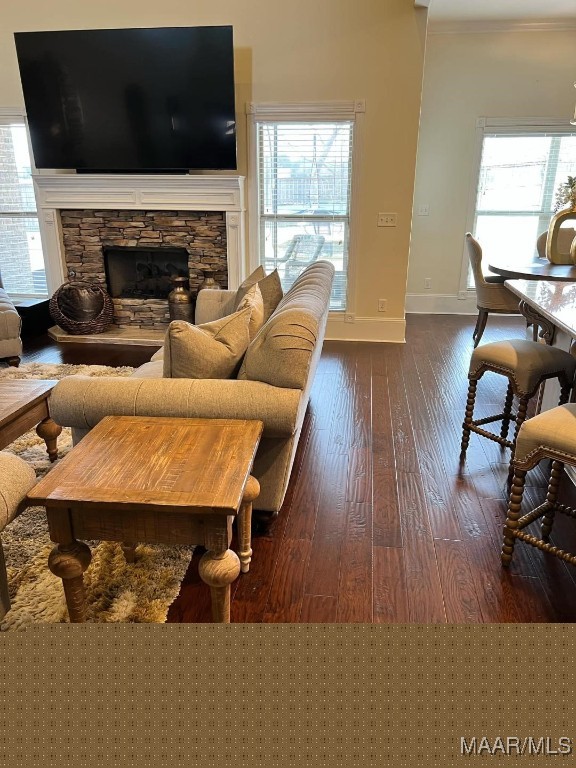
[0,269,22,367]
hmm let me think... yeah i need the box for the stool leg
[473,309,489,348]
[512,395,530,446]
[502,468,527,567]
[558,376,571,407]
[460,377,478,459]
[500,382,514,440]
[541,460,564,542]
[506,395,530,485]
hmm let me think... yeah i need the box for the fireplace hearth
[104,246,189,299]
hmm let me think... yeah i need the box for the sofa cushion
[163,308,252,379]
[236,283,264,341]
[235,266,283,322]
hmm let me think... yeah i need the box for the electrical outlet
[417,204,430,216]
[345,313,355,323]
[425,278,432,290]
[377,212,397,227]
[378,299,387,312]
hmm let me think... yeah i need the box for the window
[467,120,576,288]
[0,119,47,297]
[252,106,359,311]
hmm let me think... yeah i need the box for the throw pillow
[163,307,252,379]
[235,266,283,322]
[236,283,264,341]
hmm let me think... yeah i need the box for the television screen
[14,26,237,172]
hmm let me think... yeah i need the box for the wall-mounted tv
[14,26,237,172]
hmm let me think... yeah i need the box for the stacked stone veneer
[60,209,227,330]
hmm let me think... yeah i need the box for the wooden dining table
[488,254,576,282]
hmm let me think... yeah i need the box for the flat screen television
[13,26,237,172]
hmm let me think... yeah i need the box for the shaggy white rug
[0,363,193,629]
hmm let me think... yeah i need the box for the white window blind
[469,127,576,287]
[0,120,46,296]
[256,120,354,310]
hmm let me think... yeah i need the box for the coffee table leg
[48,540,92,622]
[238,475,260,574]
[36,417,62,462]
[198,519,240,623]
[121,542,137,563]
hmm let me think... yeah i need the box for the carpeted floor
[1,363,194,629]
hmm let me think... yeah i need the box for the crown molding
[429,19,576,35]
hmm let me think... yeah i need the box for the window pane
[475,215,541,270]
[469,131,576,288]
[477,136,551,212]
[257,119,353,310]
[0,121,47,297]
[0,124,37,213]
[0,216,47,295]
[259,123,352,216]
[261,219,347,309]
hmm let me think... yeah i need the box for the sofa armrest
[194,289,236,324]
[49,376,301,438]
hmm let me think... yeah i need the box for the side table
[27,415,263,623]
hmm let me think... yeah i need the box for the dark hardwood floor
[17,316,576,622]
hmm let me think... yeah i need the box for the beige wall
[1,1,428,340]
[407,29,576,313]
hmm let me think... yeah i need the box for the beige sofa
[49,260,335,518]
[0,270,22,366]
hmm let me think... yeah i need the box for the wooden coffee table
[0,379,62,461]
[27,415,263,624]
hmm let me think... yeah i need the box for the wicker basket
[49,281,114,335]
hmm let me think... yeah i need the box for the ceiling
[429,0,576,25]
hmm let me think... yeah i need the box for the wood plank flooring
[16,315,576,622]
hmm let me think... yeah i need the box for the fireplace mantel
[33,174,246,294]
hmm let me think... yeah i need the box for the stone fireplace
[60,208,227,329]
[32,174,246,339]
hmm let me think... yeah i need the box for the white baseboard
[405,292,477,314]
[326,315,406,343]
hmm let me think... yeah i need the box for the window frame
[246,101,365,315]
[459,117,576,297]
[0,107,47,299]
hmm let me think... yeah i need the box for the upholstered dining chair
[465,233,524,348]
[536,227,576,259]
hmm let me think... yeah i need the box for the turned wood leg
[198,517,239,623]
[121,542,137,563]
[512,395,530,444]
[502,468,527,567]
[460,378,477,459]
[36,417,62,462]
[48,540,92,622]
[541,460,563,542]
[0,539,10,621]
[500,381,514,440]
[237,476,260,574]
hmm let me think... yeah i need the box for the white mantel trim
[32,174,246,293]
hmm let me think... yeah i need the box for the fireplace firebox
[103,246,189,299]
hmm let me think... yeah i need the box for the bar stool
[502,403,576,568]
[460,340,576,467]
